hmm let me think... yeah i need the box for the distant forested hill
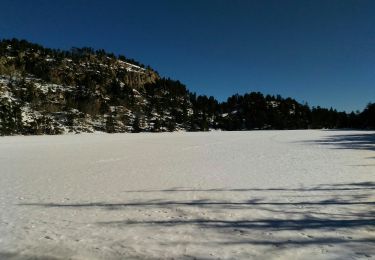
[0,39,373,135]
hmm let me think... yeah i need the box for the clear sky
[0,0,374,112]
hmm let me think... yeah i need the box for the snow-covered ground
[0,130,374,259]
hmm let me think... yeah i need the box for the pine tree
[132,116,141,133]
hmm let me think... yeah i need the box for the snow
[0,84,17,103]
[0,90,16,102]
[21,106,38,124]
[268,101,279,108]
[0,130,374,259]
[118,60,146,73]
[0,76,10,85]
[118,60,146,70]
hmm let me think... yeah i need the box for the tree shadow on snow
[304,131,375,152]
[18,182,375,258]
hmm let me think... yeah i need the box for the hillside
[0,39,373,135]
[0,39,190,134]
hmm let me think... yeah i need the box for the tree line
[0,38,374,135]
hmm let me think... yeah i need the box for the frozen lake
[0,130,374,259]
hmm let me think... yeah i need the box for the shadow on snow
[19,182,375,248]
[304,131,375,152]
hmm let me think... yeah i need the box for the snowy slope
[0,130,374,259]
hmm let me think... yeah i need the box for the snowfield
[0,130,374,259]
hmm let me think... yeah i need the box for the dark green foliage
[132,116,141,133]
[216,93,311,130]
[359,103,375,129]
[105,114,116,133]
[0,101,22,135]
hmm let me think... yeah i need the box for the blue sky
[0,0,374,111]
